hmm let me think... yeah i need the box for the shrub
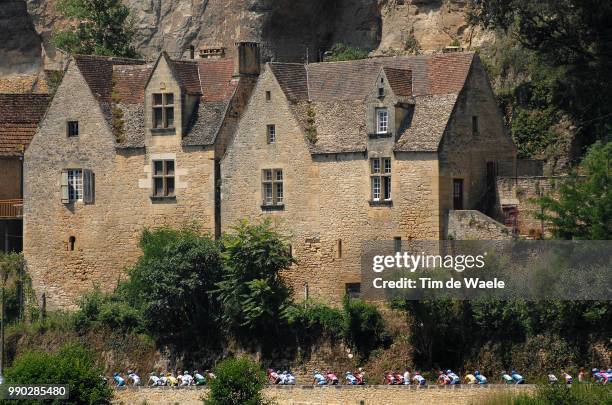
[205,357,268,405]
[216,220,293,340]
[282,301,345,340]
[4,343,112,405]
[342,297,387,359]
[325,43,368,61]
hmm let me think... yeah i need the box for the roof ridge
[74,54,146,63]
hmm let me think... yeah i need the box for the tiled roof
[383,67,412,97]
[78,54,242,148]
[197,59,238,102]
[74,54,147,103]
[269,63,308,102]
[169,59,201,94]
[112,65,153,104]
[0,93,51,156]
[270,52,475,153]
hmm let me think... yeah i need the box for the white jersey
[129,374,141,385]
[182,374,193,385]
[403,372,411,384]
[286,374,295,384]
[148,375,160,385]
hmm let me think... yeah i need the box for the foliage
[204,357,269,405]
[536,141,612,239]
[74,288,145,334]
[392,297,611,376]
[325,43,368,61]
[215,220,293,340]
[0,252,26,324]
[3,343,112,405]
[282,301,345,340]
[478,383,612,405]
[52,0,138,57]
[120,227,222,345]
[404,34,421,54]
[468,0,612,144]
[342,297,388,359]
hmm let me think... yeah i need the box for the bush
[325,43,368,61]
[216,220,293,340]
[342,297,388,360]
[205,357,268,405]
[282,301,345,341]
[3,343,112,405]
[74,288,145,334]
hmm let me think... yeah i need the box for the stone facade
[221,53,516,304]
[496,176,562,238]
[24,47,257,309]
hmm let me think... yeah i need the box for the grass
[475,384,612,405]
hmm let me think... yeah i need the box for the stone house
[0,93,50,252]
[24,43,259,309]
[221,53,517,303]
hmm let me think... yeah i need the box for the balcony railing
[0,199,23,219]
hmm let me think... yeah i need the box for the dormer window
[376,108,389,134]
[152,93,174,129]
[378,77,385,97]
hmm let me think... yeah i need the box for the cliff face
[23,0,491,64]
[0,1,42,74]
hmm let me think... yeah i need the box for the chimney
[233,42,260,77]
[199,46,226,59]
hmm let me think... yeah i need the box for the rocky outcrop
[22,0,492,65]
[0,1,42,74]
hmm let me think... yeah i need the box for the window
[152,93,175,129]
[262,169,283,206]
[68,236,76,251]
[394,236,402,253]
[335,239,343,259]
[345,283,361,299]
[378,77,385,97]
[67,121,79,137]
[370,157,392,201]
[61,169,94,204]
[376,108,389,134]
[266,91,271,101]
[472,115,479,135]
[267,124,276,144]
[67,169,83,201]
[152,160,175,197]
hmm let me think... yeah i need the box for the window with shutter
[83,169,94,204]
[61,170,69,204]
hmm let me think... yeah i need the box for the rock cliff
[21,0,491,64]
[0,1,42,74]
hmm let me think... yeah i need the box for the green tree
[3,343,112,405]
[536,141,612,239]
[325,43,369,61]
[118,227,222,345]
[215,220,293,340]
[342,297,387,360]
[52,0,138,57]
[468,0,612,142]
[204,357,269,405]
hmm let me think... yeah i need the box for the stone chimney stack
[233,42,260,77]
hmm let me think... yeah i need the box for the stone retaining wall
[114,385,536,405]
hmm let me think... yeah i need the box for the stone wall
[446,210,513,240]
[24,60,216,309]
[438,55,516,227]
[221,65,441,305]
[114,385,536,405]
[496,176,562,238]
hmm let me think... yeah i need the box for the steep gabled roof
[269,52,475,153]
[74,54,147,102]
[0,93,51,156]
[383,67,413,97]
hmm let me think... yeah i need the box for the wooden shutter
[61,170,69,204]
[83,169,94,204]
